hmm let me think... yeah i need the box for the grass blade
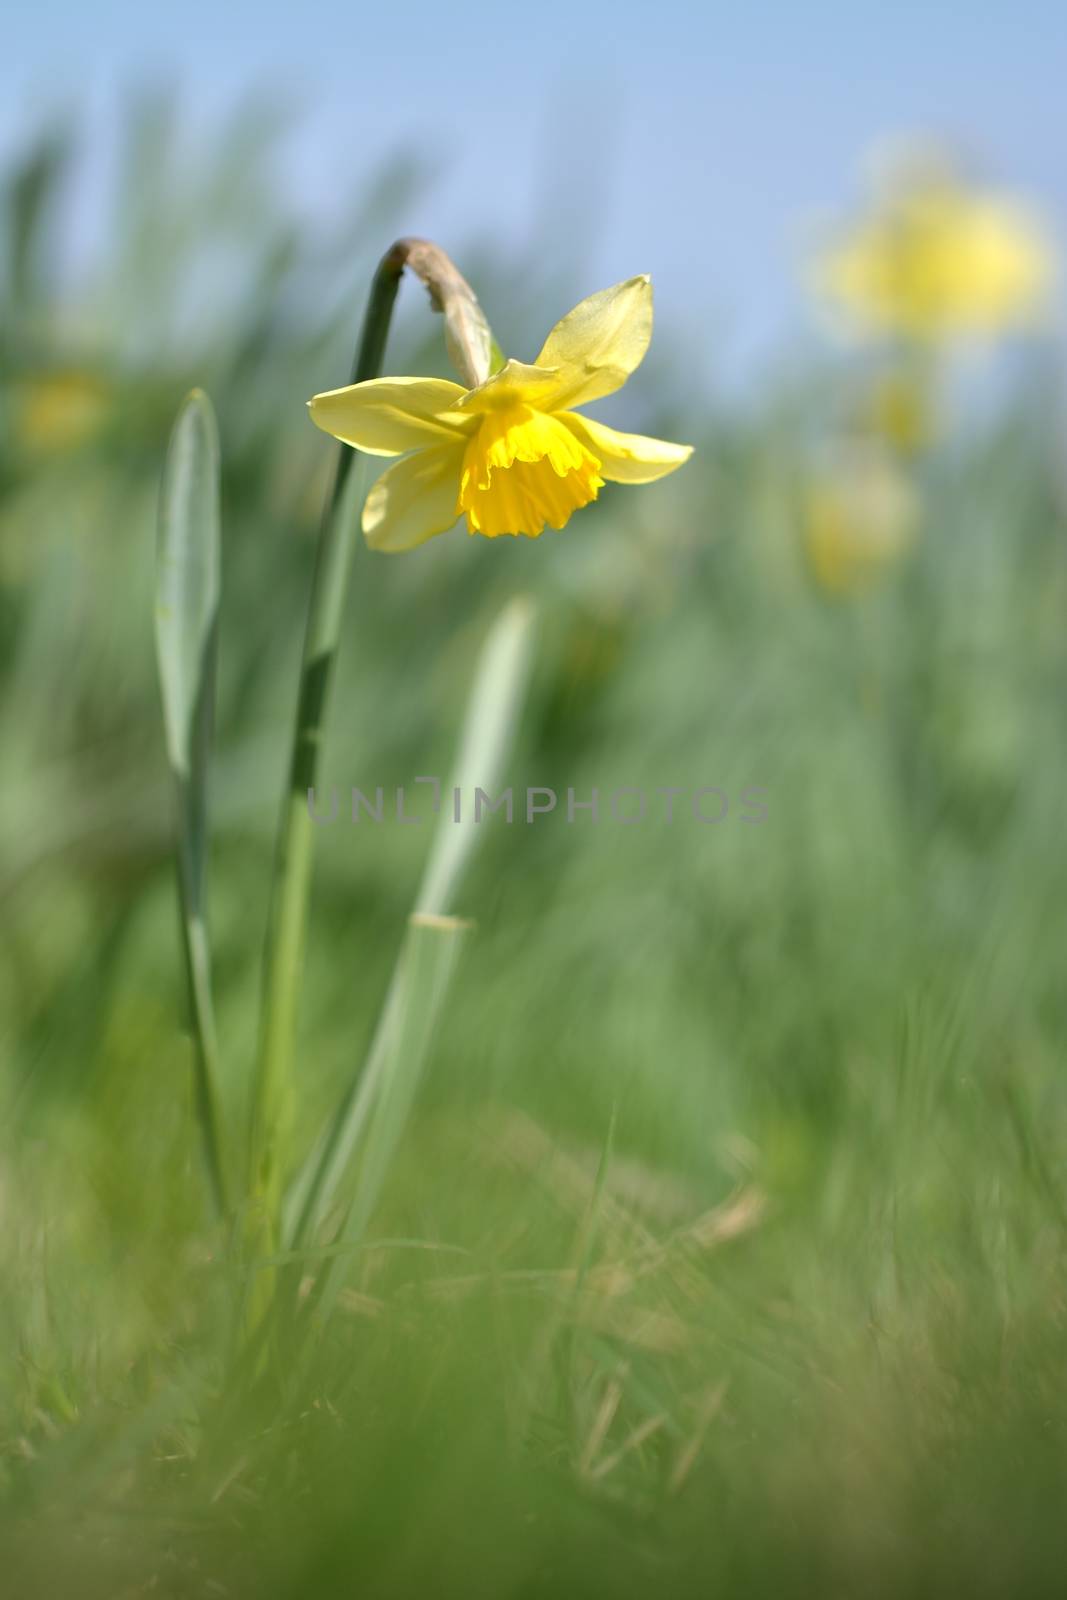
[155,388,230,1216]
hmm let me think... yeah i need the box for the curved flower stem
[243,239,492,1359]
[245,244,408,1275]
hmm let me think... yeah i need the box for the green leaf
[414,594,536,916]
[306,912,471,1328]
[155,389,230,1216]
[284,597,537,1269]
[156,389,220,783]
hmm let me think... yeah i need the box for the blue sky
[6,0,1067,374]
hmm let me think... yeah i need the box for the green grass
[3,103,1067,1597]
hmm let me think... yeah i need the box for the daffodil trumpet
[308,275,692,552]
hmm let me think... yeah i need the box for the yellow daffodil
[804,446,920,595]
[819,161,1053,341]
[14,369,111,455]
[308,277,692,551]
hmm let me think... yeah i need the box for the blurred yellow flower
[13,369,111,455]
[819,160,1054,340]
[308,277,692,551]
[804,446,920,595]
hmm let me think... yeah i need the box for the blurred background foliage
[4,94,1067,1597]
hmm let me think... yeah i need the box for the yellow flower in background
[308,277,692,551]
[804,446,920,595]
[13,369,111,455]
[819,157,1054,341]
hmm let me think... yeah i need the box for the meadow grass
[2,105,1067,1597]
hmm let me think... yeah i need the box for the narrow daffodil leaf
[155,388,230,1215]
[284,597,537,1259]
[305,913,471,1328]
[157,389,220,780]
[414,595,536,916]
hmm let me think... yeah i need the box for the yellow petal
[362,444,465,552]
[308,377,471,456]
[560,412,692,483]
[535,277,653,408]
[450,358,560,415]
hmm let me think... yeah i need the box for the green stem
[246,244,407,1256]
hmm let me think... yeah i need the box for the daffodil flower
[308,276,692,551]
[804,445,920,595]
[819,165,1053,342]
